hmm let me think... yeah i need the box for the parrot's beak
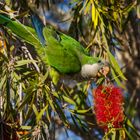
[97,62,110,77]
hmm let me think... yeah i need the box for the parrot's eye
[98,60,101,63]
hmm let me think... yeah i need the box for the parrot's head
[81,58,109,79]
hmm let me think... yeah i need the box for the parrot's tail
[30,10,45,46]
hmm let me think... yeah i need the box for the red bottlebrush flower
[93,85,124,131]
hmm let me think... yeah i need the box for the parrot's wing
[55,30,94,65]
[43,27,81,74]
[58,32,89,56]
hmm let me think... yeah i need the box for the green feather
[43,27,81,74]
[43,27,100,74]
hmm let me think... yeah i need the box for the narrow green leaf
[24,91,36,122]
[44,85,56,112]
[74,114,88,131]
[96,77,104,85]
[37,104,48,123]
[18,90,35,111]
[124,128,134,140]
[92,3,98,29]
[112,130,116,140]
[20,126,32,130]
[15,59,37,67]
[69,108,92,115]
[32,104,39,116]
[13,72,21,81]
[0,52,9,62]
[122,2,136,14]
[53,91,76,105]
[63,96,76,105]
[84,1,91,14]
[41,72,49,83]
[48,97,56,112]
[70,114,79,130]
[111,68,125,89]
[119,130,126,140]
[55,101,69,126]
[107,50,127,80]
[126,118,140,137]
[0,74,6,90]
[46,107,51,122]
[80,0,89,14]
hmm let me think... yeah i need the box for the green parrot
[42,26,104,78]
[30,12,107,79]
[0,13,108,81]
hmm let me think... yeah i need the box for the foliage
[0,0,140,139]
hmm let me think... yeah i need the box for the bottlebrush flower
[93,85,124,131]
